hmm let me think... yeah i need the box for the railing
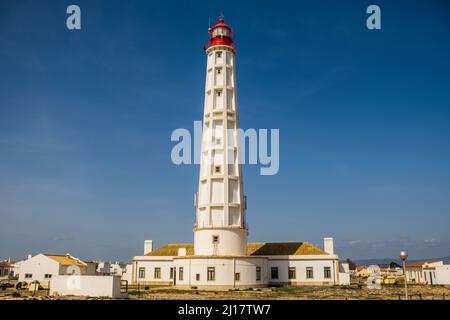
[193,222,248,230]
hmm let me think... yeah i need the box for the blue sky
[0,0,449,261]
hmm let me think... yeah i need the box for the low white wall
[436,265,450,285]
[50,275,126,298]
[339,272,350,285]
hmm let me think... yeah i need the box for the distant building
[11,259,24,279]
[355,266,373,277]
[0,260,14,279]
[110,262,127,276]
[95,261,127,276]
[96,261,111,275]
[18,253,96,284]
[405,261,443,284]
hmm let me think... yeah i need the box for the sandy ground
[1,282,450,300]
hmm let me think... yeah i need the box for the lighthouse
[194,16,248,257]
[131,16,344,290]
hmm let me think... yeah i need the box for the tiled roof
[356,266,368,271]
[406,261,441,269]
[45,254,87,267]
[145,242,327,257]
[248,242,327,256]
[406,262,426,268]
[145,244,195,256]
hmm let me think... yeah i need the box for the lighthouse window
[212,235,220,244]
[214,166,221,174]
[207,267,216,281]
[216,51,222,58]
[196,273,200,281]
[217,68,222,74]
[217,90,222,97]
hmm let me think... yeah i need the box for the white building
[131,16,350,289]
[0,260,14,279]
[96,261,111,275]
[405,261,443,284]
[18,253,96,285]
[110,262,127,276]
[132,239,346,289]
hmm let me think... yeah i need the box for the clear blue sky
[1,0,449,262]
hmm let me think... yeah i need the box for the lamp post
[400,251,409,300]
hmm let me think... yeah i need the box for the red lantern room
[205,17,235,50]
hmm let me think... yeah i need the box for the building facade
[17,253,96,285]
[132,239,346,289]
[131,17,349,289]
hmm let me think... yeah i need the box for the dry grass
[2,282,449,300]
[125,283,450,300]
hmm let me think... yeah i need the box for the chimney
[144,240,153,255]
[324,237,334,255]
[27,254,32,260]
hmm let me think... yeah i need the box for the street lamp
[400,251,409,300]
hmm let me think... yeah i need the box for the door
[173,268,176,286]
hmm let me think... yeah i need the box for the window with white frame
[306,267,314,279]
[324,267,331,279]
[154,267,161,279]
[138,267,145,279]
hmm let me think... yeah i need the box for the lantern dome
[205,17,235,50]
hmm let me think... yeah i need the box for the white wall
[194,228,247,256]
[339,272,350,285]
[18,254,59,284]
[133,257,174,285]
[50,275,126,298]
[435,265,450,285]
[173,257,268,288]
[121,264,133,284]
[267,256,338,285]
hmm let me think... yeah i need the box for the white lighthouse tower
[194,17,248,257]
[131,17,344,290]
